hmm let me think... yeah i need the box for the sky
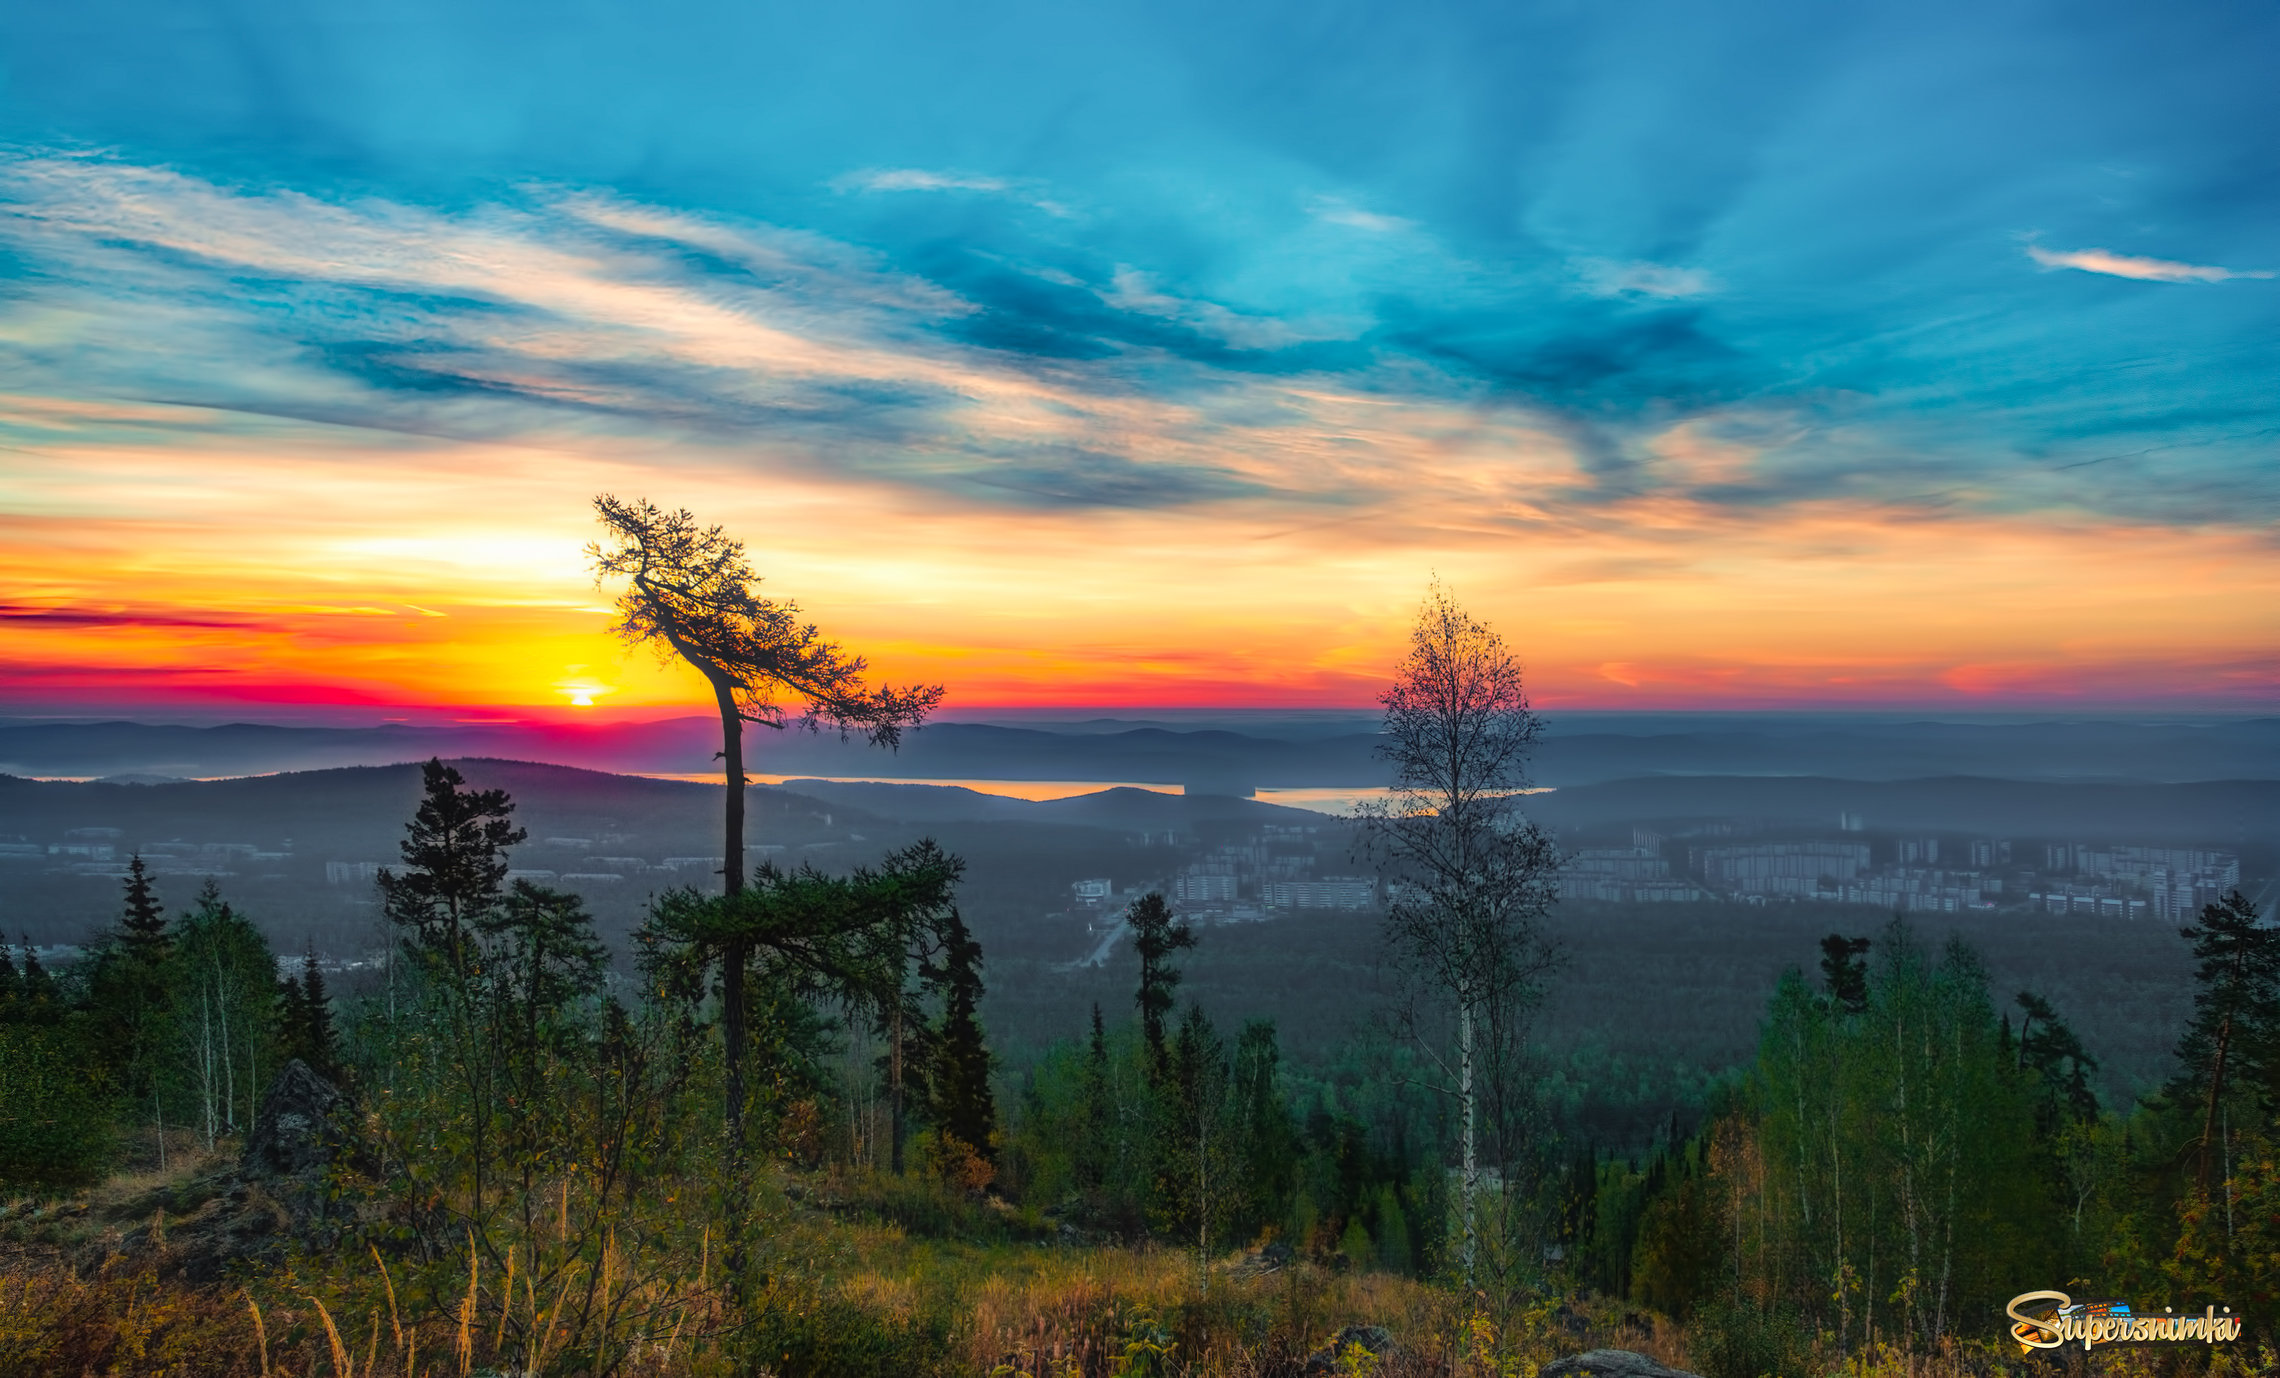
[1,0,2275,719]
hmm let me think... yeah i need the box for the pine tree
[2013,990,2098,1130]
[1818,933,1871,1014]
[1128,893,1194,1076]
[2166,891,2280,1193]
[281,944,341,1081]
[924,907,995,1162]
[85,860,177,1105]
[0,942,18,1017]
[122,855,168,952]
[378,758,526,980]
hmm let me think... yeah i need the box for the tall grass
[14,1162,2275,1377]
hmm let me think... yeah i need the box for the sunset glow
[2,4,2275,718]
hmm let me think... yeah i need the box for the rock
[242,1059,351,1182]
[1302,1324,1394,1374]
[1536,1349,1702,1378]
[1229,1239,1295,1278]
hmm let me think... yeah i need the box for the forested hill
[6,713,2277,786]
[0,758,1324,849]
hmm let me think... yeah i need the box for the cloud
[834,168,1071,216]
[1100,268,1330,351]
[1577,260,1715,299]
[1307,197,1413,234]
[840,168,1012,195]
[0,603,255,630]
[2026,243,2273,284]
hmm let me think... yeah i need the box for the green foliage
[0,935,62,1026]
[2165,891,2280,1188]
[80,856,176,1108]
[1108,1306,1177,1378]
[0,1021,112,1187]
[159,883,282,1147]
[1687,1299,1814,1378]
[742,1288,956,1378]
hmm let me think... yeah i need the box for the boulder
[241,1059,349,1182]
[1302,1324,1394,1374]
[1537,1350,1701,1378]
[1229,1239,1295,1279]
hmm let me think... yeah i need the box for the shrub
[0,1025,112,1190]
[1687,1300,1815,1378]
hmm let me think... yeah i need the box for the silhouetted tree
[1819,934,1872,1014]
[2013,990,2098,1130]
[589,495,940,900]
[1127,893,1194,1076]
[1359,581,1560,1290]
[591,496,941,1187]
[280,944,341,1082]
[378,758,526,980]
[923,907,995,1163]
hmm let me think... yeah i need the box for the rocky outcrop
[241,1058,352,1183]
[87,1061,361,1282]
[1537,1349,1702,1378]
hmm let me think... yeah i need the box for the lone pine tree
[1128,892,1194,1077]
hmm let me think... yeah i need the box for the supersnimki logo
[2006,1291,2246,1353]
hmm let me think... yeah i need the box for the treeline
[0,858,337,1186]
[1566,901,2280,1371]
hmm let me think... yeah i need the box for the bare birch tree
[1359,582,1560,1292]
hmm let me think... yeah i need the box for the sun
[556,674,613,709]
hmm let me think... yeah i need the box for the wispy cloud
[1307,197,1413,234]
[840,168,1012,194]
[2026,243,2273,284]
[1576,259,1716,299]
[834,167,1071,216]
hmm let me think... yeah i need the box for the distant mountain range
[3,714,2276,786]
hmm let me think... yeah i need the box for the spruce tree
[122,855,168,953]
[0,942,17,1016]
[1128,892,1194,1076]
[85,860,177,1105]
[924,907,995,1162]
[281,944,341,1081]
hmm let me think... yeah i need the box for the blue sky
[0,0,2274,711]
